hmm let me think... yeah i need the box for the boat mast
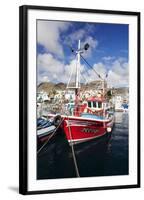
[103,79,105,97]
[76,40,81,89]
[75,40,82,110]
[75,40,81,104]
[66,40,90,115]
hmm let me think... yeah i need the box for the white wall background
[0,0,143,199]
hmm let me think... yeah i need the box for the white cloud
[38,52,128,88]
[84,62,107,82]
[68,29,86,42]
[37,20,70,57]
[82,59,129,87]
[102,56,115,61]
[41,76,50,82]
[37,53,65,83]
[108,70,128,87]
[37,53,87,85]
[107,60,129,87]
[37,21,98,61]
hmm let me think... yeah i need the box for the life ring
[53,115,62,127]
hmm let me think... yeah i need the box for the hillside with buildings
[37,81,128,96]
[37,81,129,114]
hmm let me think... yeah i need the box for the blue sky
[37,20,128,87]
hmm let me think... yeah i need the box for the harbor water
[37,111,129,179]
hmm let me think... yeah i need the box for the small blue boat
[37,117,56,143]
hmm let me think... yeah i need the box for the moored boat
[37,117,56,143]
[62,97,114,145]
[47,40,114,145]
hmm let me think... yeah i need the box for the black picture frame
[19,5,141,195]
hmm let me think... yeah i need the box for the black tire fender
[53,115,62,127]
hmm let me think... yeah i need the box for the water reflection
[37,112,128,179]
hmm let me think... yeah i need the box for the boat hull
[37,125,56,143]
[62,116,114,145]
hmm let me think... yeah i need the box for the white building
[112,95,123,111]
[37,91,50,102]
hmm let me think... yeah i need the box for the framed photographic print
[19,5,140,195]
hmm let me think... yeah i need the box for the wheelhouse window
[88,101,91,108]
[93,101,96,108]
[98,102,102,108]
[88,101,102,108]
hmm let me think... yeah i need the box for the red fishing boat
[62,98,114,144]
[47,40,114,145]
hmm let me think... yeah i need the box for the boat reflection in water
[37,112,128,179]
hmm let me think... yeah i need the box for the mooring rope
[67,115,80,177]
[37,117,64,155]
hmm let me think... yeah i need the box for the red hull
[62,116,114,144]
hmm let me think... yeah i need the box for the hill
[37,81,129,96]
